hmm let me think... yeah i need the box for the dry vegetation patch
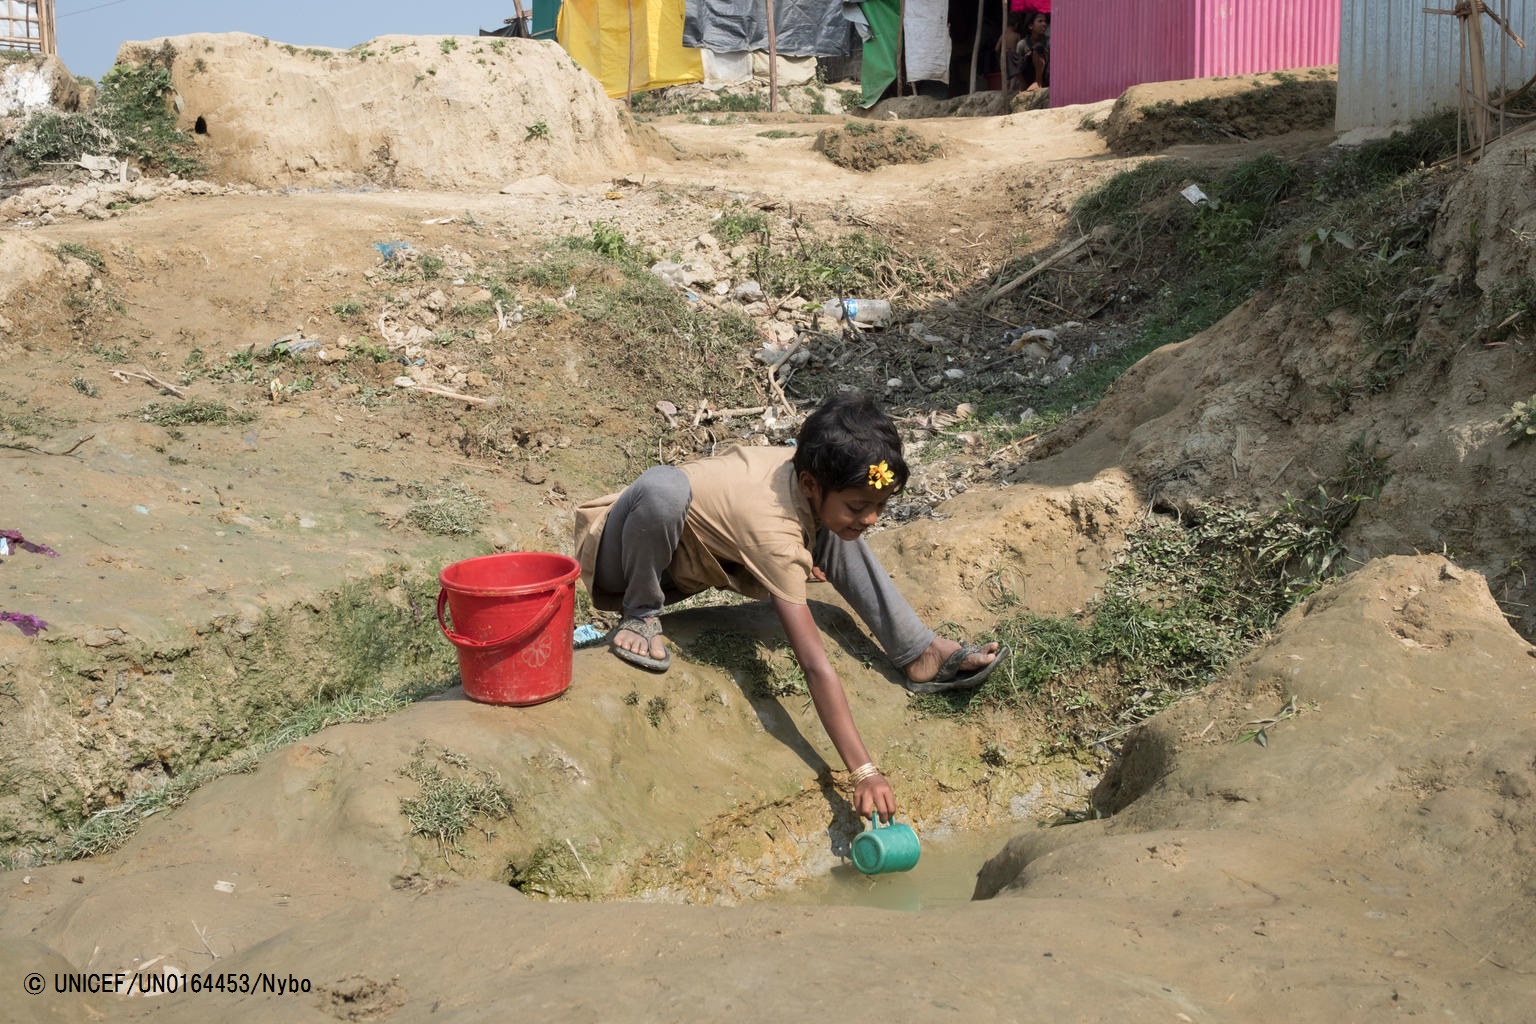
[814,120,943,171]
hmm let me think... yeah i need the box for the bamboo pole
[765,0,779,112]
[1427,0,1529,157]
[1002,0,1009,91]
[1466,0,1491,154]
[626,0,636,110]
[969,0,984,93]
[39,0,55,55]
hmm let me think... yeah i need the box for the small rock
[83,627,120,648]
[522,463,548,485]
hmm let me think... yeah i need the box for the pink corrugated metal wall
[1053,0,1341,108]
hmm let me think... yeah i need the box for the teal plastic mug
[850,813,921,875]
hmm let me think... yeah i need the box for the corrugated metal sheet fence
[1337,0,1536,129]
[1053,0,1340,108]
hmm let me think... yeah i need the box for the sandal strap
[930,642,980,684]
[616,617,662,639]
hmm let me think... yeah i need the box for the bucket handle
[437,587,565,652]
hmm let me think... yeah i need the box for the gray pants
[592,465,935,669]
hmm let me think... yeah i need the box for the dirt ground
[2,34,1535,1023]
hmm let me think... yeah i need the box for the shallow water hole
[765,821,1025,911]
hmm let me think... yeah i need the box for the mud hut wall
[1336,0,1536,131]
[1050,0,1341,108]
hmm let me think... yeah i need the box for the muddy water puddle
[767,821,1027,911]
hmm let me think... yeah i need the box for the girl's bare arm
[772,595,896,820]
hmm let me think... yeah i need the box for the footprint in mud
[318,974,408,1021]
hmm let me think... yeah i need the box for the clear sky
[54,0,529,81]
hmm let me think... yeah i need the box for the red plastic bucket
[437,552,581,706]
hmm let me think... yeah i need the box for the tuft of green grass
[1501,395,1536,442]
[142,400,253,427]
[564,221,645,263]
[714,203,769,245]
[405,483,489,536]
[398,743,512,855]
[53,242,107,273]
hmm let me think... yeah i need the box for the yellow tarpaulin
[557,0,704,99]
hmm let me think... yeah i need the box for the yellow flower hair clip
[868,460,896,490]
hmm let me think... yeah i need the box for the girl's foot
[902,638,1007,695]
[610,617,670,672]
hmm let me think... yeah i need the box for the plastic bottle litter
[821,297,893,326]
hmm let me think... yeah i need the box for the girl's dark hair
[792,392,908,494]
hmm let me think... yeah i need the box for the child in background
[575,393,1008,821]
[1020,10,1050,92]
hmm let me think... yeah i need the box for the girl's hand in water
[855,772,896,822]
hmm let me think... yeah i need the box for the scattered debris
[1,530,57,637]
[111,367,187,398]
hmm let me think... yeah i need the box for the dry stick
[980,234,1094,308]
[767,365,793,416]
[403,383,497,407]
[112,367,187,398]
[1,434,93,457]
[692,404,771,425]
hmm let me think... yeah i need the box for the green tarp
[860,0,900,108]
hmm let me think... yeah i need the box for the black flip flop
[902,643,1009,695]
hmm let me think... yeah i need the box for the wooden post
[969,0,984,93]
[1001,0,1009,92]
[626,0,636,110]
[765,0,779,112]
[896,0,906,96]
[1465,0,1490,155]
